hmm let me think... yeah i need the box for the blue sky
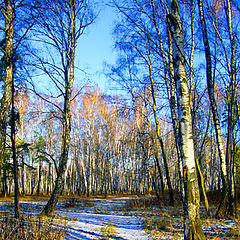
[76,4,118,92]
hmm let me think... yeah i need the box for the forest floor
[0,195,239,239]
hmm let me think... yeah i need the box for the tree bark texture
[0,0,14,170]
[168,0,205,239]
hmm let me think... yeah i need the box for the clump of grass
[141,205,184,239]
[99,224,120,240]
[143,212,174,232]
[0,215,65,240]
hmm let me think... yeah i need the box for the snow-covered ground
[57,198,151,239]
[0,198,151,240]
[0,198,239,239]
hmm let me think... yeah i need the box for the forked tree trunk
[168,0,205,239]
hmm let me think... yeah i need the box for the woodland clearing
[0,196,239,239]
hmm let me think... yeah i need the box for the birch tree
[197,0,239,218]
[27,0,95,215]
[168,0,205,238]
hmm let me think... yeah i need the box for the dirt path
[0,197,151,239]
[0,197,239,239]
[57,198,151,240]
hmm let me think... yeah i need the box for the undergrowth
[121,196,240,240]
[64,197,94,208]
[0,215,65,240]
[121,196,160,211]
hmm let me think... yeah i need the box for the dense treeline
[0,0,239,239]
[2,86,238,198]
[1,87,166,196]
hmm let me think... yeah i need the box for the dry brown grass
[0,195,50,202]
[98,225,120,240]
[0,215,65,240]
[121,196,160,211]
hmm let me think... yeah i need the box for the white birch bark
[168,0,205,239]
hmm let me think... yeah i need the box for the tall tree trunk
[3,0,20,218]
[197,0,228,219]
[152,0,184,201]
[168,0,205,239]
[146,113,165,194]
[188,0,209,216]
[11,73,20,219]
[146,43,174,205]
[151,0,183,201]
[0,0,14,170]
[42,0,76,216]
[224,0,237,217]
[196,111,211,216]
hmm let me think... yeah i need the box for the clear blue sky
[76,4,117,92]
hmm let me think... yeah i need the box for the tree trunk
[11,72,20,219]
[168,0,205,239]
[42,0,76,215]
[151,0,183,202]
[195,153,210,216]
[0,0,14,170]
[3,0,20,219]
[21,154,25,196]
[197,0,228,219]
[224,0,237,217]
[36,160,42,196]
[3,169,7,197]
[147,46,174,205]
[47,162,51,196]
[74,148,81,196]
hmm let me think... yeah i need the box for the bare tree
[27,0,95,215]
[168,0,205,238]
